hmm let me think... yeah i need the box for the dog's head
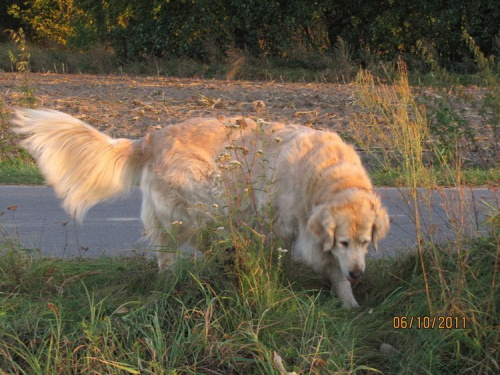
[307,190,390,282]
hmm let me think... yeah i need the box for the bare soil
[1,73,357,136]
[1,72,497,167]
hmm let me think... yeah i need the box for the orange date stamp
[392,316,467,329]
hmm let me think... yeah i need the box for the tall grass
[1,217,498,374]
[350,61,432,187]
[0,244,366,373]
[351,61,437,312]
[348,60,499,373]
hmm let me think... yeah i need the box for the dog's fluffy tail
[13,108,146,221]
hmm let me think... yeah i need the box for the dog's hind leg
[154,225,200,270]
[153,230,179,271]
[140,188,179,271]
[141,191,201,271]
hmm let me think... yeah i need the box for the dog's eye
[339,241,349,247]
[362,240,370,246]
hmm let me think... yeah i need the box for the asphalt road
[0,186,497,258]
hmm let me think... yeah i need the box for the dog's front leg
[329,264,359,308]
[331,279,359,308]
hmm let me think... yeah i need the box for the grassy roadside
[0,227,498,374]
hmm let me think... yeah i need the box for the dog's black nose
[349,270,363,280]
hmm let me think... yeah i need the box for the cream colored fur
[13,109,142,221]
[13,109,390,308]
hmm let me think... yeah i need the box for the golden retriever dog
[13,109,389,307]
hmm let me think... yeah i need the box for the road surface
[0,186,497,258]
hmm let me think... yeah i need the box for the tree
[8,0,81,46]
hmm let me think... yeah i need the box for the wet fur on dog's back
[14,109,389,307]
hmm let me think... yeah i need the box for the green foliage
[426,94,479,166]
[4,0,499,70]
[464,29,500,164]
[419,30,500,168]
[7,28,37,107]
[0,1,23,41]
[8,0,80,46]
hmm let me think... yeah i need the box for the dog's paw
[342,299,360,309]
[156,250,178,271]
[330,282,359,308]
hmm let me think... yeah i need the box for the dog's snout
[349,269,363,280]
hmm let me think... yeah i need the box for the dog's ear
[307,206,336,252]
[372,206,390,252]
